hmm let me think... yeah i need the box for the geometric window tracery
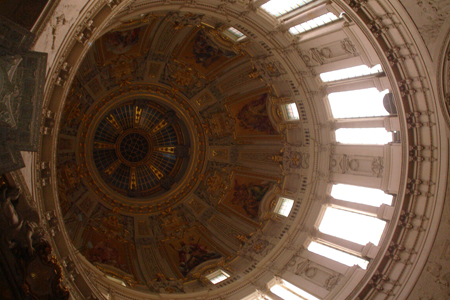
[92,101,187,197]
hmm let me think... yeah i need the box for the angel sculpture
[0,186,44,255]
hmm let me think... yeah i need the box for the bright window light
[319,207,386,246]
[320,64,383,82]
[328,88,389,118]
[308,241,369,269]
[227,27,245,38]
[223,27,246,42]
[282,280,320,300]
[275,197,294,217]
[270,285,303,300]
[284,103,300,120]
[335,128,392,144]
[206,269,230,284]
[331,184,393,206]
[261,0,314,17]
[289,12,339,35]
[225,27,247,42]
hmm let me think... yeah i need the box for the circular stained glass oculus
[91,102,187,197]
[118,132,150,163]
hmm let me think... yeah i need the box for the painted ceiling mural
[56,12,295,293]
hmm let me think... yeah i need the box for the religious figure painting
[104,27,141,54]
[84,229,132,274]
[192,30,236,68]
[221,173,274,221]
[163,228,222,277]
[178,29,237,74]
[228,93,278,137]
[79,205,136,275]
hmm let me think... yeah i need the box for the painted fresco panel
[178,29,237,75]
[162,228,223,277]
[220,173,275,221]
[84,229,132,274]
[228,93,278,137]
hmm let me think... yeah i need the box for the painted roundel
[91,101,188,197]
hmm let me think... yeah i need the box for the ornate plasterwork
[408,174,450,300]
[29,0,448,299]
[441,43,450,129]
[398,0,450,49]
[46,9,300,295]
[71,83,207,214]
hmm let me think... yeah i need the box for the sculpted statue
[0,185,44,255]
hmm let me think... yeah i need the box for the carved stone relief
[399,0,450,49]
[330,154,384,178]
[240,150,281,164]
[219,69,255,92]
[408,173,450,300]
[193,161,233,206]
[250,59,287,84]
[285,255,342,291]
[299,39,358,67]
[199,103,235,141]
[274,145,310,175]
[239,232,275,261]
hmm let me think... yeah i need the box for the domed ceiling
[56,12,295,293]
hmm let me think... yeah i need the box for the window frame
[274,197,295,217]
[281,103,300,122]
[222,27,247,42]
[206,269,231,284]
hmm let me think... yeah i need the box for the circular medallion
[116,131,151,165]
[90,101,188,198]
[72,85,207,215]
